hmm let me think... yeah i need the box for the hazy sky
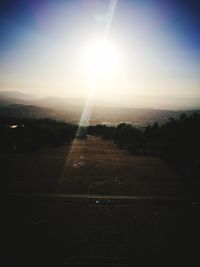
[0,0,200,108]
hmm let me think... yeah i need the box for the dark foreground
[4,194,200,266]
[3,136,200,265]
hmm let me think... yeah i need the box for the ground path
[3,136,200,265]
[3,135,199,198]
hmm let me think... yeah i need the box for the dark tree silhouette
[0,116,77,152]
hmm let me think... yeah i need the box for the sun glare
[83,40,119,79]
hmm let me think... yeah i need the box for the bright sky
[0,0,200,108]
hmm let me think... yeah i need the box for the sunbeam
[60,0,119,179]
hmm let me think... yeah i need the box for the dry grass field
[3,135,199,197]
[3,136,200,265]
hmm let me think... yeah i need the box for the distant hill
[107,94,200,110]
[32,97,85,110]
[0,102,199,126]
[0,91,200,126]
[0,91,36,101]
[0,104,55,119]
[89,106,200,126]
[0,91,36,107]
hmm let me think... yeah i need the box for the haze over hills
[0,90,200,126]
[1,90,200,109]
[0,91,36,100]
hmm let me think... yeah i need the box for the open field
[3,136,200,265]
[3,135,199,197]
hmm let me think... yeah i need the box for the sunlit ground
[54,135,186,196]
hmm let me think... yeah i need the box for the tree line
[1,113,199,178]
[0,116,77,152]
[86,113,200,179]
[114,113,200,179]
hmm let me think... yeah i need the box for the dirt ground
[3,135,199,197]
[3,136,200,265]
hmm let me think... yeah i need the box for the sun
[83,39,119,79]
